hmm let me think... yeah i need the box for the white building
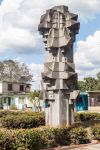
[0,81,32,110]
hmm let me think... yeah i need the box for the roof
[87,91,100,93]
[80,92,88,95]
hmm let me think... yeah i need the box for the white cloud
[75,30,100,80]
[28,63,43,89]
[0,0,100,54]
[28,31,100,88]
[0,0,100,87]
[0,0,42,54]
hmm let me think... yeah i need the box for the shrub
[69,127,89,144]
[1,112,45,129]
[1,111,100,129]
[10,105,17,110]
[75,112,100,122]
[91,124,100,140]
[0,129,17,150]
[0,110,23,118]
[0,126,89,150]
[53,128,70,146]
[16,129,43,150]
[0,110,44,118]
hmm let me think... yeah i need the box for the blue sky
[0,0,100,89]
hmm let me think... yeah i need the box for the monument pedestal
[45,90,67,127]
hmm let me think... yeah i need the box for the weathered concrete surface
[71,144,100,150]
[88,107,100,113]
[38,5,80,127]
[42,143,100,150]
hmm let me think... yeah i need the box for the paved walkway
[44,143,100,150]
[72,144,100,150]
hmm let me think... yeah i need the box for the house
[0,81,32,110]
[75,91,100,112]
[88,91,100,107]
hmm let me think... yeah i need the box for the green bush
[0,110,44,118]
[1,112,45,129]
[1,111,100,129]
[0,126,89,150]
[0,110,24,118]
[75,112,100,122]
[0,129,17,150]
[91,124,100,140]
[10,105,17,110]
[69,127,89,144]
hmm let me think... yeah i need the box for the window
[26,84,30,88]
[20,85,24,92]
[8,84,13,91]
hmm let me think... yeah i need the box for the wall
[88,92,100,106]
[1,82,30,94]
[13,83,19,93]
[0,82,2,94]
[2,82,8,94]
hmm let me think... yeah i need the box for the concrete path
[72,144,100,150]
[44,143,100,150]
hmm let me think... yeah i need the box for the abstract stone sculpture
[38,5,80,127]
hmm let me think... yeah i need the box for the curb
[42,143,100,150]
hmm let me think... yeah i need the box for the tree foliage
[78,72,100,91]
[29,90,40,102]
[0,59,32,82]
[78,81,86,91]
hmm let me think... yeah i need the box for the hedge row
[0,126,89,150]
[75,112,100,122]
[91,124,100,140]
[0,111,100,129]
[0,110,40,118]
[1,112,45,129]
[1,111,100,121]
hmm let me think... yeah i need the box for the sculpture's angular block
[38,5,80,126]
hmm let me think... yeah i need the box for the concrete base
[45,90,74,127]
[45,90,66,127]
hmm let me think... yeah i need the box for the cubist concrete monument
[38,5,80,127]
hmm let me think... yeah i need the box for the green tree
[78,77,98,91]
[78,81,86,91]
[0,59,32,82]
[97,72,100,80]
[95,72,100,90]
[29,90,40,102]
[84,77,97,91]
